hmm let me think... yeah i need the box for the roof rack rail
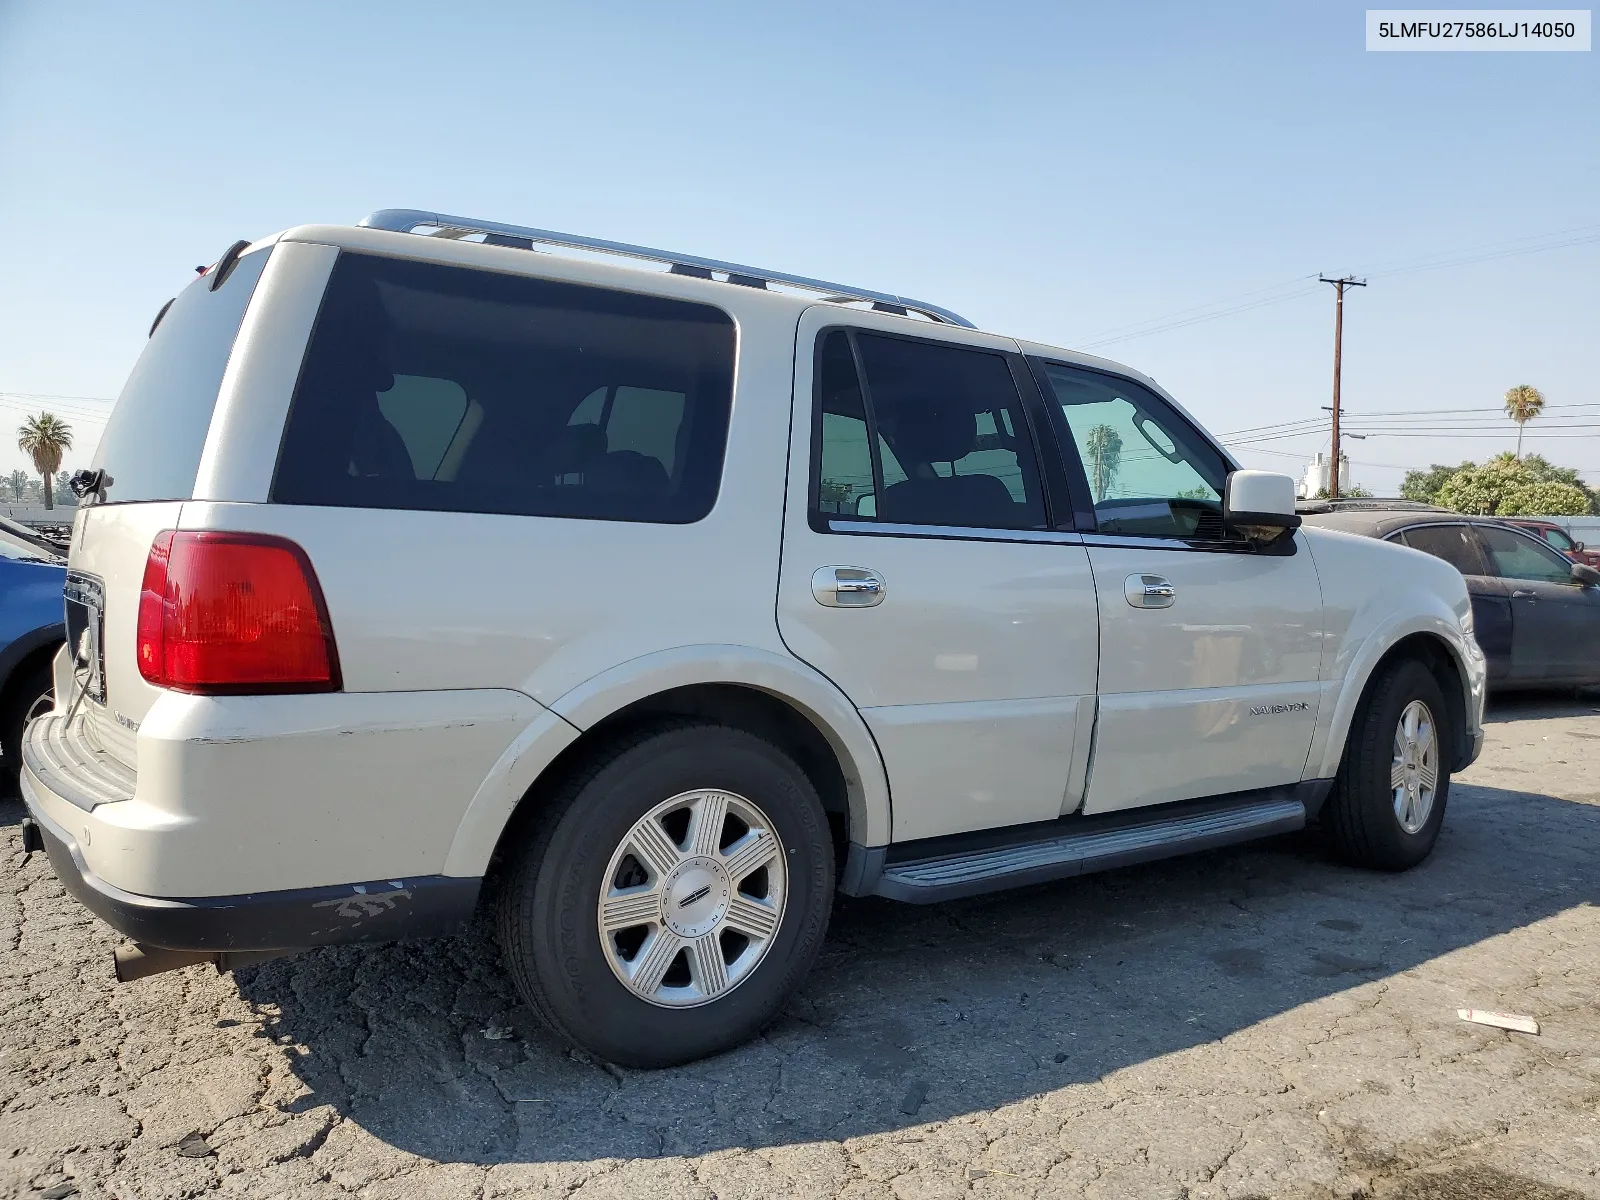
[359,209,976,329]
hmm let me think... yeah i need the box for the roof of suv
[357,209,979,328]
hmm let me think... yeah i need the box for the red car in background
[1501,518,1600,568]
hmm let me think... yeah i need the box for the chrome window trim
[1079,531,1270,555]
[815,522,1281,553]
[823,519,1083,546]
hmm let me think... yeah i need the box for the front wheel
[1322,658,1452,871]
[496,723,835,1068]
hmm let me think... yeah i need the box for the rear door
[1475,523,1600,684]
[776,310,1100,844]
[1029,358,1324,813]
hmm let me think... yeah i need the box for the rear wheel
[1,662,53,793]
[1323,658,1451,870]
[496,723,835,1067]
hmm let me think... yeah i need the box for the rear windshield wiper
[69,468,111,505]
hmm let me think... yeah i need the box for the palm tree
[1084,423,1123,501]
[1504,385,1545,459]
[6,469,27,501]
[16,413,73,511]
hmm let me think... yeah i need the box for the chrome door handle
[1512,589,1537,599]
[812,565,885,608]
[1125,573,1175,609]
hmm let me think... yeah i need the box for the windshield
[0,515,62,562]
[0,526,60,563]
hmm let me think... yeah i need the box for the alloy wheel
[1390,698,1438,835]
[597,789,787,1008]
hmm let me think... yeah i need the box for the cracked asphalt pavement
[4,694,1600,1199]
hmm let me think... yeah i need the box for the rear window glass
[93,249,271,504]
[272,253,736,523]
[1397,524,1487,575]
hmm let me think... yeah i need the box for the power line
[1070,222,1600,351]
[1070,275,1320,345]
[1077,285,1324,350]
[0,401,114,424]
[0,391,115,404]
[1347,222,1600,277]
[1339,430,1600,439]
[1219,402,1600,439]
[1361,231,1600,281]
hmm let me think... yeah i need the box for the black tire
[1322,658,1451,871]
[1,661,53,793]
[497,722,835,1068]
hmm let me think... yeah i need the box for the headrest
[883,402,977,465]
[549,423,607,469]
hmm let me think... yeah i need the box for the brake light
[136,531,341,693]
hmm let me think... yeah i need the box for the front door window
[1035,363,1230,539]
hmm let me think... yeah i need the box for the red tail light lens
[136,531,341,693]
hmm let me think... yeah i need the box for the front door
[776,310,1100,844]
[1031,359,1324,813]
[1475,523,1600,684]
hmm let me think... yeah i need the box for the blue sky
[1,0,1595,492]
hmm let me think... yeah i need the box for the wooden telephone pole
[1319,276,1366,498]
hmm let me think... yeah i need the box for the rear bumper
[20,784,480,953]
[17,687,540,897]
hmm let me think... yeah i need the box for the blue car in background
[0,516,65,792]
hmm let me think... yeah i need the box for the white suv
[20,211,1486,1067]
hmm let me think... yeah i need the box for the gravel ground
[3,694,1599,1199]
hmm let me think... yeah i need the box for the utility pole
[1319,275,1366,498]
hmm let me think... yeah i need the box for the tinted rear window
[1397,524,1488,575]
[93,249,271,503]
[272,253,736,523]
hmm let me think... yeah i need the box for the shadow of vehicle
[1485,687,1600,723]
[233,770,1600,1166]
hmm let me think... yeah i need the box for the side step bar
[861,784,1326,904]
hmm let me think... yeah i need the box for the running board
[868,787,1318,904]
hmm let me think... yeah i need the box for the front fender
[441,644,893,878]
[1302,529,1486,781]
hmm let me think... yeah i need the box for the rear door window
[812,329,1046,530]
[1397,524,1490,575]
[92,249,272,503]
[272,253,736,523]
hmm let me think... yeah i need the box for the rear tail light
[136,531,341,694]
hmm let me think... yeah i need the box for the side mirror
[1573,563,1600,587]
[1575,541,1587,552]
[1224,470,1301,541]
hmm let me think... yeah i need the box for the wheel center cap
[662,856,732,938]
